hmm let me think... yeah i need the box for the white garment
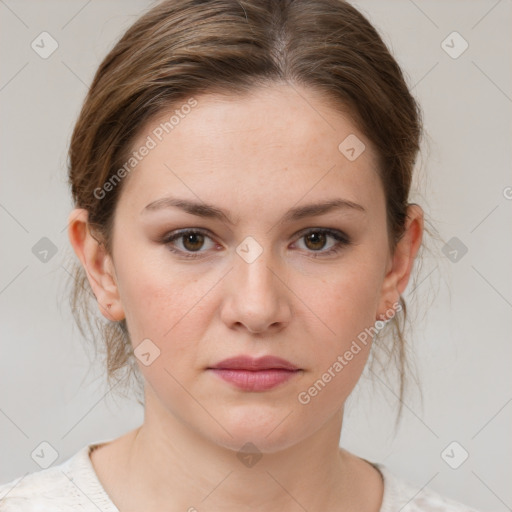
[0,440,481,511]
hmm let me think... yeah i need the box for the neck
[102,388,380,512]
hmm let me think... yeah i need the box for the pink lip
[207,356,301,391]
[210,355,299,371]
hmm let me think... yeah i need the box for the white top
[0,439,481,512]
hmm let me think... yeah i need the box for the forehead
[117,83,384,220]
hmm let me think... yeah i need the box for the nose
[219,248,292,335]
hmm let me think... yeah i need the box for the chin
[203,406,311,455]
[214,431,302,456]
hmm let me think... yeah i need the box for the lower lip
[209,368,300,391]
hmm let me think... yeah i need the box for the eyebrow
[141,196,366,225]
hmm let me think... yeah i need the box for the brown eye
[303,231,327,251]
[294,228,351,258]
[162,229,217,259]
[182,232,205,251]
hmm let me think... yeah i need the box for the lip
[209,355,299,371]
[207,355,301,391]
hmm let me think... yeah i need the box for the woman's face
[96,83,410,452]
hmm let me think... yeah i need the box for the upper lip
[208,355,299,371]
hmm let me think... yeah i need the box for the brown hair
[66,0,430,426]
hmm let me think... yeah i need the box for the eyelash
[161,228,351,260]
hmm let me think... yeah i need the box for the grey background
[0,1,510,510]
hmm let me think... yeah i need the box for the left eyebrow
[141,196,366,226]
[281,198,366,223]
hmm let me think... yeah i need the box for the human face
[108,83,393,453]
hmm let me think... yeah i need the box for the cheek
[307,265,383,346]
[293,258,384,400]
[113,248,175,341]
[293,276,379,419]
[114,250,215,368]
[117,262,173,335]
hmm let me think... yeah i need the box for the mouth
[207,355,302,391]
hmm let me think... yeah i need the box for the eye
[293,228,351,258]
[161,227,351,260]
[162,229,217,259]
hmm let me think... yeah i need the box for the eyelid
[293,226,349,241]
[162,226,349,242]
[291,227,351,258]
[161,226,351,259]
[161,227,217,248]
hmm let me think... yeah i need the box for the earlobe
[67,208,124,322]
[376,204,424,321]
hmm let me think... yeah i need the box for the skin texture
[68,82,423,512]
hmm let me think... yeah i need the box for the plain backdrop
[0,1,510,511]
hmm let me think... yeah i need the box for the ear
[376,204,424,321]
[67,208,125,322]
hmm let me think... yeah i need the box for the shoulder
[0,442,117,512]
[375,464,482,512]
[0,455,78,511]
